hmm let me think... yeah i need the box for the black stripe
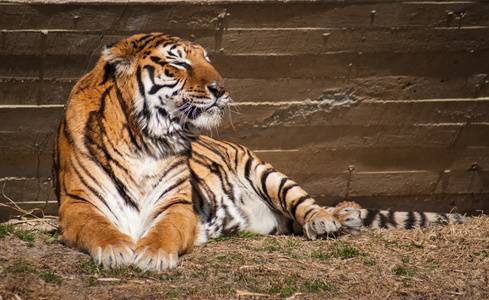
[304,208,319,223]
[151,158,186,190]
[155,177,189,206]
[244,154,253,179]
[405,212,415,229]
[153,199,193,219]
[69,156,106,207]
[136,66,145,97]
[280,184,298,204]
[84,124,139,211]
[362,209,378,227]
[290,195,311,219]
[380,212,389,228]
[62,173,119,223]
[134,33,166,50]
[388,211,396,228]
[190,151,236,206]
[279,183,298,218]
[190,168,216,222]
[194,146,236,205]
[277,177,289,212]
[122,124,143,152]
[164,69,174,78]
[420,212,427,227]
[149,81,179,95]
[242,153,277,212]
[150,56,168,67]
[65,192,89,203]
[101,62,113,85]
[143,64,180,95]
[171,61,191,69]
[194,137,229,161]
[260,169,276,204]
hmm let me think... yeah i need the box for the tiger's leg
[58,193,135,269]
[133,197,199,271]
[243,151,362,239]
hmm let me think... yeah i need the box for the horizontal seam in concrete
[0,200,58,205]
[353,170,429,175]
[0,104,65,109]
[0,177,36,181]
[253,149,299,153]
[1,0,481,5]
[363,98,489,103]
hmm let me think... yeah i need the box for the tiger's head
[102,33,230,139]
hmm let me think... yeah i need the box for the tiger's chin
[190,108,224,130]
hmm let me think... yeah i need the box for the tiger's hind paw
[134,245,178,272]
[303,206,362,240]
[91,240,135,270]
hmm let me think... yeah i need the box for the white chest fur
[99,154,189,242]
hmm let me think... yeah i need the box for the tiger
[53,33,465,272]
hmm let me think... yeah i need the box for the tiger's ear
[101,41,138,75]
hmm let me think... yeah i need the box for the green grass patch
[39,270,63,284]
[279,286,297,297]
[0,224,14,237]
[87,276,98,287]
[6,263,38,274]
[474,250,488,259]
[304,280,332,293]
[38,230,59,244]
[213,231,260,242]
[159,272,182,281]
[393,265,417,277]
[265,239,281,252]
[77,260,118,277]
[14,229,35,242]
[331,241,363,259]
[6,260,63,284]
[363,258,376,266]
[311,252,331,261]
[286,238,301,248]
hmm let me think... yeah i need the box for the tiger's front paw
[90,239,135,269]
[329,205,362,234]
[303,206,362,240]
[134,240,178,272]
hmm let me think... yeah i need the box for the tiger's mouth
[178,96,229,120]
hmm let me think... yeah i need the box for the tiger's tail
[336,201,467,229]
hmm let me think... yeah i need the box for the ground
[0,215,488,299]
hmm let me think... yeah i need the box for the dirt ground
[0,215,488,300]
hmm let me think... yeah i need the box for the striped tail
[359,209,467,229]
[335,201,467,229]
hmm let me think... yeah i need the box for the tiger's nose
[207,81,225,98]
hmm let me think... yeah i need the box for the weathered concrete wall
[1,0,488,221]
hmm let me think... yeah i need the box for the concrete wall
[1,0,488,221]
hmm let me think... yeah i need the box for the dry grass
[0,215,488,299]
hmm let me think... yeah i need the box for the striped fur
[53,33,465,272]
[360,209,465,229]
